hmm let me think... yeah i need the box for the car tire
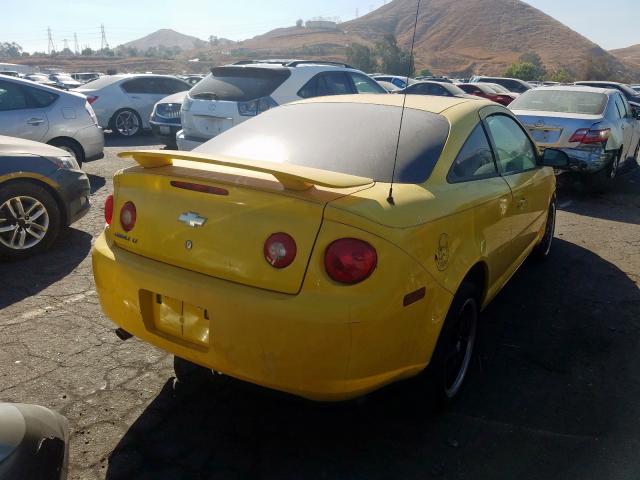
[47,138,84,167]
[533,198,556,260]
[110,108,142,137]
[425,280,479,409]
[0,181,62,261]
[584,149,620,193]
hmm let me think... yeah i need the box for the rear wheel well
[1,177,68,225]
[47,136,85,164]
[461,262,488,306]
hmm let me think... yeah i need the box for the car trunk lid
[513,110,603,148]
[109,150,374,294]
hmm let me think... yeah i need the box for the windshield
[56,75,75,82]
[190,67,291,102]
[195,102,450,183]
[510,90,607,115]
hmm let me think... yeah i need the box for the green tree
[546,68,573,83]
[518,52,546,80]
[0,42,23,58]
[296,19,304,28]
[503,62,537,81]
[418,68,433,77]
[81,47,94,56]
[346,43,376,73]
[374,35,414,76]
[583,54,612,81]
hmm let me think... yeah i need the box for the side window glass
[27,87,58,108]
[0,81,29,111]
[122,79,140,94]
[349,73,386,93]
[613,95,624,119]
[449,124,497,182]
[297,75,319,98]
[319,72,354,96]
[485,115,538,174]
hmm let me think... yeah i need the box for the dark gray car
[0,135,90,260]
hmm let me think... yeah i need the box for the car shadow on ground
[88,174,106,194]
[557,164,640,225]
[106,239,640,480]
[0,228,92,310]
[104,131,165,149]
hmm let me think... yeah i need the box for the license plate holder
[144,292,210,347]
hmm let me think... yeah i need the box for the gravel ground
[1,133,639,480]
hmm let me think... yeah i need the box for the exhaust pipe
[115,328,133,341]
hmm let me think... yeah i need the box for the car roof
[219,62,360,74]
[532,85,616,94]
[294,93,493,116]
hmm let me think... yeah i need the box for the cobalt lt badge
[435,234,450,271]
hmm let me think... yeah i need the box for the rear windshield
[190,67,291,102]
[81,76,119,89]
[195,102,450,183]
[511,90,607,115]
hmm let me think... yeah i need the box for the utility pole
[47,27,55,55]
[63,38,69,53]
[74,33,79,55]
[100,24,109,51]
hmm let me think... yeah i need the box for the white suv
[177,60,387,151]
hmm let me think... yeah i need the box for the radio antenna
[387,0,422,205]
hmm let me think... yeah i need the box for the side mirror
[541,148,569,168]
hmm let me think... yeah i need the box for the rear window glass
[510,90,607,115]
[27,87,58,107]
[195,102,450,184]
[190,67,291,102]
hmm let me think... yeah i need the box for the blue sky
[3,0,638,53]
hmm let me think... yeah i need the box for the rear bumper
[176,130,205,151]
[51,168,91,225]
[150,122,180,146]
[74,125,104,160]
[556,147,615,173]
[92,232,450,401]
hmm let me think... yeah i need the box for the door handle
[27,118,44,126]
[130,96,140,99]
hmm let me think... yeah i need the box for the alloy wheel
[0,196,49,250]
[115,111,140,136]
[443,298,477,399]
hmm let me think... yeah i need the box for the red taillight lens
[119,201,136,232]
[104,194,113,225]
[264,233,296,269]
[87,95,99,105]
[569,128,610,145]
[324,238,377,285]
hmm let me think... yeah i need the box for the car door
[297,72,355,99]
[446,122,514,287]
[0,79,49,141]
[614,93,635,160]
[121,78,163,126]
[482,108,549,261]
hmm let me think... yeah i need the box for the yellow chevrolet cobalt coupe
[93,94,567,403]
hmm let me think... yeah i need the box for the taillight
[120,201,137,232]
[264,233,296,268]
[104,194,113,225]
[569,128,610,145]
[324,238,377,285]
[86,95,99,105]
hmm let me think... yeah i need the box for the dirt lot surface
[1,134,639,480]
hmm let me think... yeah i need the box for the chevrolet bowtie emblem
[178,212,207,228]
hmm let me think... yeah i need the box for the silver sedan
[0,75,104,166]
[74,74,190,137]
[510,86,640,183]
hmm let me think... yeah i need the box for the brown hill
[611,44,640,68]
[121,29,208,51]
[235,0,639,81]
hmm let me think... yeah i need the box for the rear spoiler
[118,150,374,191]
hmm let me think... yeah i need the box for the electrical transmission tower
[74,33,80,55]
[47,27,55,54]
[100,24,109,51]
[63,38,69,53]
